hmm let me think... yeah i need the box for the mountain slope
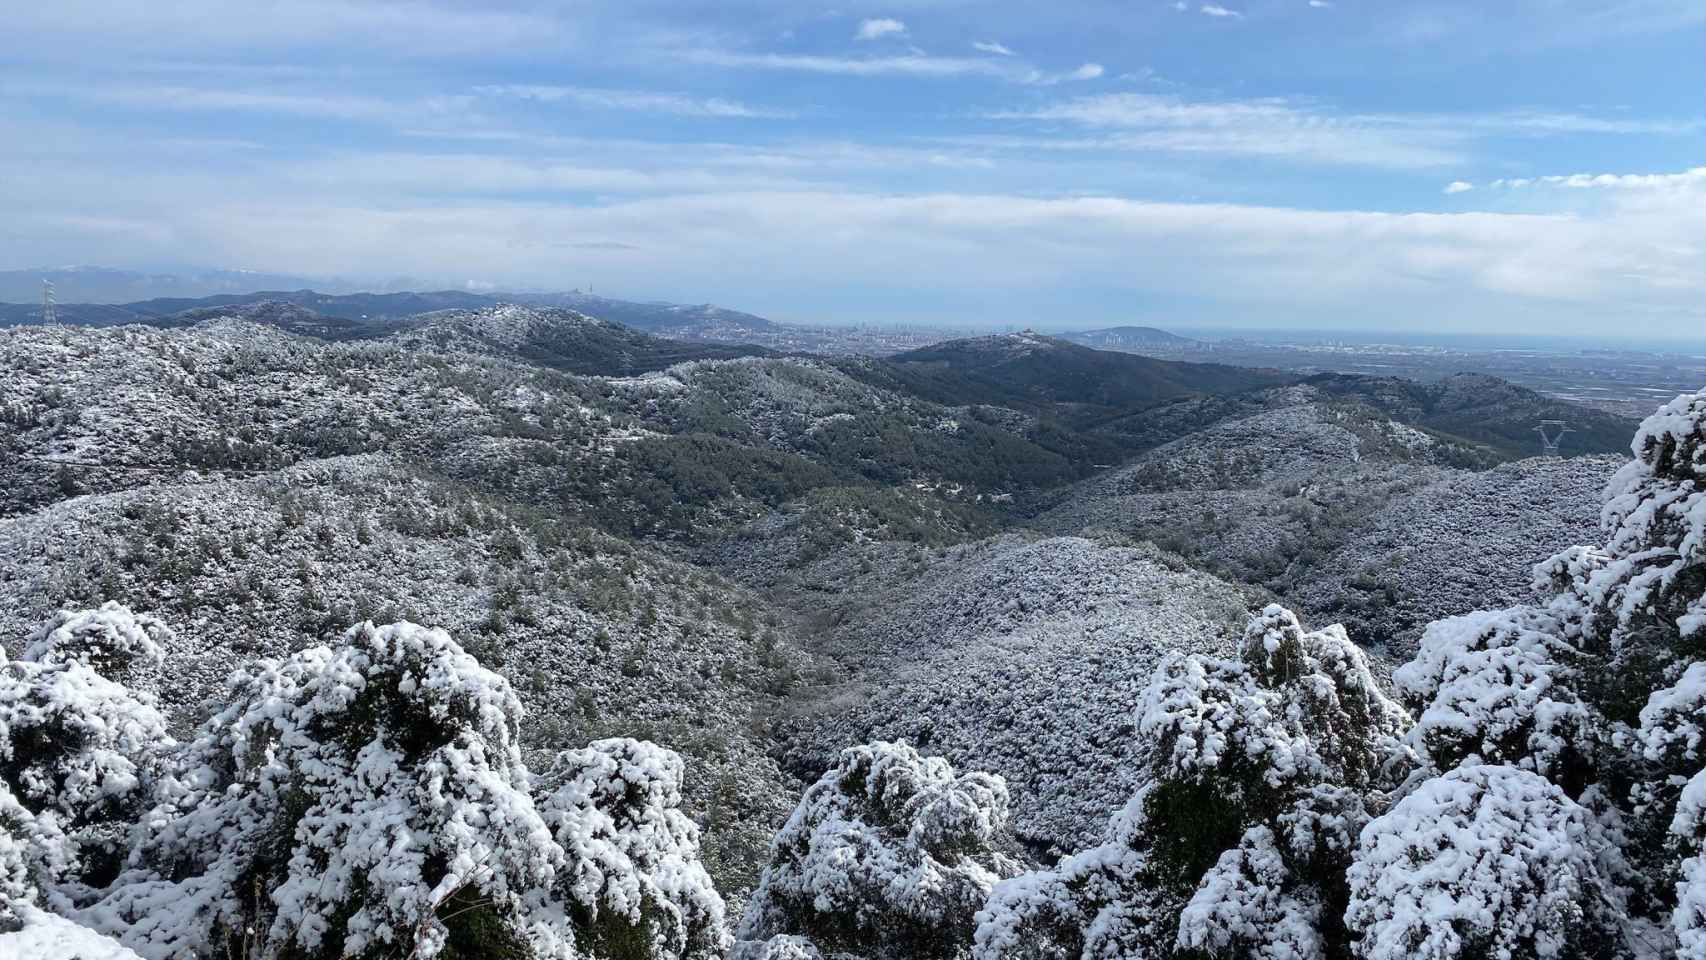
[513,291,775,335]
[0,286,784,342]
[842,331,1290,429]
[1303,371,1635,459]
[760,535,1258,854]
[391,304,772,375]
[0,457,813,891]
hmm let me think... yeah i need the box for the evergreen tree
[737,741,1024,959]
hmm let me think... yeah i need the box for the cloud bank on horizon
[3,0,1702,335]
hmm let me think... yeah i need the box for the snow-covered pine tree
[81,619,726,960]
[735,740,1024,959]
[974,605,1413,960]
[1392,605,1601,794]
[532,737,728,960]
[1346,764,1622,960]
[0,604,174,902]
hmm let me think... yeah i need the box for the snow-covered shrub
[1345,764,1620,960]
[736,933,824,960]
[533,737,727,960]
[1593,391,1706,657]
[1176,826,1325,960]
[1632,664,1706,955]
[81,620,731,960]
[89,620,561,959]
[736,740,1023,958]
[0,787,40,929]
[975,605,1412,960]
[1393,606,1600,792]
[21,602,172,694]
[0,617,172,894]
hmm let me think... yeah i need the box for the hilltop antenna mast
[1536,419,1572,457]
[41,279,57,325]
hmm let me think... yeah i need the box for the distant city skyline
[4,1,1703,336]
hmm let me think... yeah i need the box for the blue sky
[4,1,1703,334]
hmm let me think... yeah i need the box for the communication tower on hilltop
[1536,419,1572,457]
[41,279,57,325]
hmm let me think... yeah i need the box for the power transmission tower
[41,279,57,324]
[1536,419,1571,457]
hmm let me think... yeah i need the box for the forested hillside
[3,303,1685,960]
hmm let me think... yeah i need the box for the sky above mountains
[4,1,1703,335]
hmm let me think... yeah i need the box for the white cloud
[474,84,791,119]
[684,49,1010,78]
[1308,1,1332,7]
[685,49,1106,86]
[1201,4,1244,18]
[1490,166,1706,190]
[856,17,907,40]
[972,40,1015,56]
[1444,180,1474,194]
[981,94,1697,169]
[9,0,574,59]
[2,80,448,122]
[984,93,1466,168]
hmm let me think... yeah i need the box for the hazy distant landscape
[7,267,1691,425]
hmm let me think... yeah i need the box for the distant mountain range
[0,284,776,339]
[0,265,337,303]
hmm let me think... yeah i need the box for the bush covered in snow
[88,620,563,959]
[0,606,173,899]
[21,602,174,695]
[1393,606,1600,793]
[0,611,737,960]
[736,740,1023,959]
[975,604,1413,960]
[534,737,728,960]
[1345,764,1620,960]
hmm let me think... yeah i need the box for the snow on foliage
[86,620,558,959]
[1549,389,1706,672]
[739,933,825,960]
[0,613,172,897]
[20,602,172,693]
[779,536,1251,855]
[79,620,726,960]
[1634,663,1706,956]
[1393,606,1599,790]
[1347,390,1706,960]
[1345,764,1618,960]
[1176,826,1325,960]
[0,459,812,895]
[0,786,40,929]
[533,737,728,960]
[975,605,1412,960]
[737,740,1022,958]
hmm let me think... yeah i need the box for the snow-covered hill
[754,535,1259,854]
[0,458,812,892]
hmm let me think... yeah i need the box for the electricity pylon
[1536,420,1571,457]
